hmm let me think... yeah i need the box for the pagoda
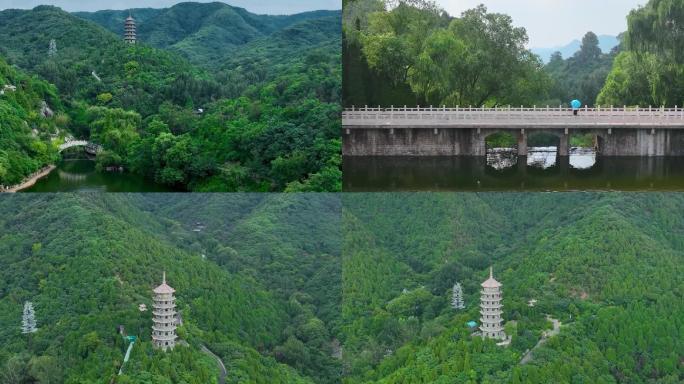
[152,272,177,350]
[124,12,137,44]
[480,267,506,340]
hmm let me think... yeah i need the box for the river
[21,160,176,192]
[343,148,684,191]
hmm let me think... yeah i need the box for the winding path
[520,316,562,364]
[200,344,227,384]
[2,165,56,193]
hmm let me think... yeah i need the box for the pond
[21,160,177,192]
[343,149,684,191]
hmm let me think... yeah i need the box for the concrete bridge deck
[342,106,684,157]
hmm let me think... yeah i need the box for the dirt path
[520,316,562,364]
[4,165,56,192]
[201,344,227,384]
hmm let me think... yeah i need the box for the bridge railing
[342,106,684,127]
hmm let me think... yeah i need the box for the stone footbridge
[58,140,102,155]
[342,106,684,157]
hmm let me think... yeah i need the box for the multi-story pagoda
[152,272,177,350]
[124,12,137,44]
[480,267,506,340]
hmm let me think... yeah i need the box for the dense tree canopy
[342,193,684,383]
[344,1,549,107]
[0,4,341,191]
[0,194,341,383]
[598,0,684,106]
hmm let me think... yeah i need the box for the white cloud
[438,0,645,47]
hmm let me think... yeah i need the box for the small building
[480,267,506,340]
[466,321,478,329]
[152,272,177,351]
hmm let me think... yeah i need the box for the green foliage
[344,1,549,107]
[0,4,342,191]
[0,194,341,383]
[0,58,62,185]
[342,193,684,383]
[598,0,684,106]
[546,32,619,107]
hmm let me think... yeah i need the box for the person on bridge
[571,99,582,116]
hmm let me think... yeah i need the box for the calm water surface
[344,148,684,191]
[22,160,176,192]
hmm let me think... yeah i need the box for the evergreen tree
[21,301,38,334]
[451,283,465,310]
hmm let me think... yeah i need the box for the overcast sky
[0,0,340,15]
[441,0,645,48]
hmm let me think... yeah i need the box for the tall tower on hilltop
[480,267,506,340]
[152,272,177,350]
[124,12,137,44]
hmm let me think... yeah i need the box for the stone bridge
[342,106,684,157]
[58,140,102,155]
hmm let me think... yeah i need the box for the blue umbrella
[571,99,582,109]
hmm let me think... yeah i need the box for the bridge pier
[558,132,569,157]
[517,130,527,156]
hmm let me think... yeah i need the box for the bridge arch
[58,140,102,155]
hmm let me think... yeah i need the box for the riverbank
[2,165,57,193]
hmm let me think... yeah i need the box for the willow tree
[407,5,548,106]
[599,0,684,106]
[359,1,446,86]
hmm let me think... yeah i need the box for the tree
[576,32,601,64]
[21,301,38,335]
[452,283,465,310]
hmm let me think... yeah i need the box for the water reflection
[343,155,684,191]
[487,147,598,171]
[23,160,176,192]
[527,147,557,169]
[569,148,597,169]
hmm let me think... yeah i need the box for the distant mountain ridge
[532,34,620,63]
[74,2,341,68]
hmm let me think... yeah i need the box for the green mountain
[75,3,341,69]
[0,194,341,383]
[342,194,684,383]
[0,4,341,192]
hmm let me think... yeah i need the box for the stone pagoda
[124,12,137,44]
[480,267,506,340]
[152,272,177,350]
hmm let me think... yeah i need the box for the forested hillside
[0,194,341,383]
[75,3,339,70]
[342,194,684,383]
[0,58,64,186]
[0,3,341,191]
[544,32,620,107]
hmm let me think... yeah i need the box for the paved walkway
[520,316,562,364]
[3,165,56,192]
[201,345,227,384]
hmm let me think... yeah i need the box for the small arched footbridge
[58,140,102,155]
[343,106,684,157]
